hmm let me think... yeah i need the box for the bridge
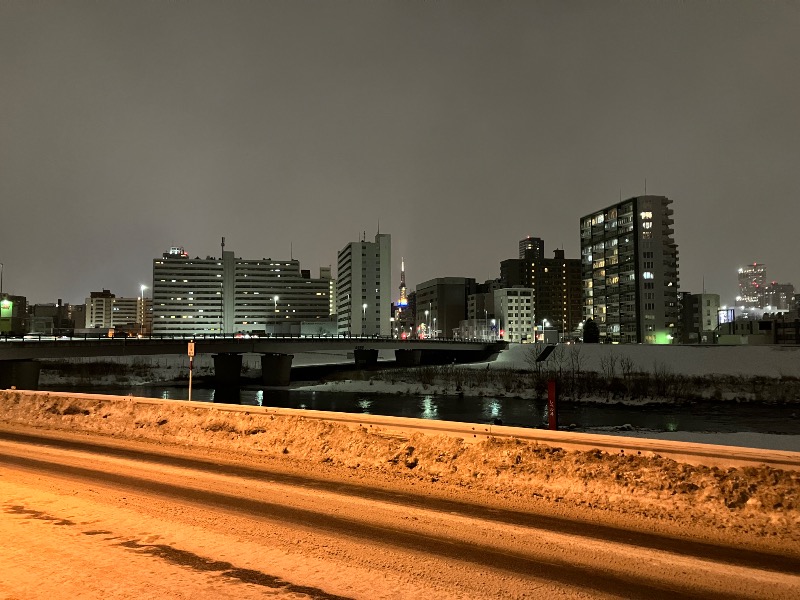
[0,335,506,389]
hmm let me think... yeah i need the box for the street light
[139,284,147,337]
[362,303,368,335]
[541,318,549,342]
[433,317,437,339]
[424,309,429,338]
[273,296,279,335]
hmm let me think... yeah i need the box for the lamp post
[273,295,279,336]
[139,284,147,337]
[424,309,429,339]
[483,309,487,341]
[541,318,549,343]
[433,317,437,339]
[362,303,368,336]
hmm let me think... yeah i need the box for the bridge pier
[260,353,294,386]
[353,348,379,369]
[394,349,422,367]
[0,360,41,390]
[212,353,243,387]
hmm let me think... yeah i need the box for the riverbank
[36,344,800,404]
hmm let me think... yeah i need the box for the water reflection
[420,395,438,420]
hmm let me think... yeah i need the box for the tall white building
[336,233,391,336]
[152,246,333,336]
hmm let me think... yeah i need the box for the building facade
[493,287,534,343]
[415,277,477,339]
[153,246,333,336]
[519,236,544,260]
[500,249,582,338]
[737,263,767,309]
[86,290,152,334]
[678,292,720,344]
[764,282,795,312]
[0,294,27,335]
[580,195,679,344]
[336,233,391,336]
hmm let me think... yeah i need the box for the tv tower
[398,258,408,307]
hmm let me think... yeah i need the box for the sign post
[187,341,195,401]
[547,379,558,431]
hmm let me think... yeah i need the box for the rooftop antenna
[221,236,225,258]
[377,218,380,235]
[644,178,647,196]
[290,241,293,260]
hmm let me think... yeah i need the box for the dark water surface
[43,383,800,437]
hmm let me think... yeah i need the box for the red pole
[547,379,558,430]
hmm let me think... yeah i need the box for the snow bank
[1,389,798,556]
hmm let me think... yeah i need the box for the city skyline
[2,1,799,305]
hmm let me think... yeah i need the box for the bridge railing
[0,333,503,344]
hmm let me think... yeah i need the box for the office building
[153,245,332,336]
[415,277,477,338]
[86,290,152,334]
[580,195,679,344]
[336,233,391,336]
[493,287,534,343]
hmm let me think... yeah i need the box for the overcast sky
[1,0,798,306]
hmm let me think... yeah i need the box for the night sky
[2,1,798,306]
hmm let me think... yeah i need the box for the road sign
[188,342,195,357]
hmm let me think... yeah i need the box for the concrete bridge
[0,335,506,390]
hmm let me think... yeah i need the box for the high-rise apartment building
[153,246,332,335]
[500,249,582,336]
[336,233,391,336]
[580,195,679,344]
[519,236,544,260]
[737,263,767,309]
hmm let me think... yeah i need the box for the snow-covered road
[1,430,798,600]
